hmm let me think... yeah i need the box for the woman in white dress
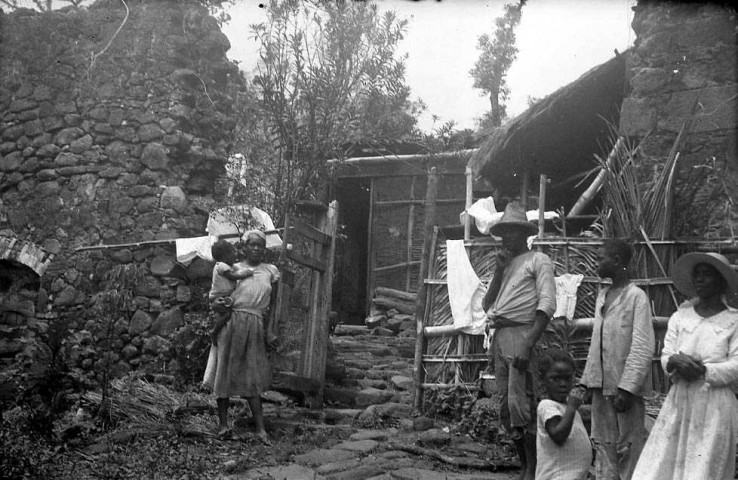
[631,252,738,480]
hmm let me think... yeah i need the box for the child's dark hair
[211,239,234,263]
[539,348,575,377]
[603,238,633,266]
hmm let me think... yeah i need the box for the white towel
[554,274,584,320]
[446,239,488,336]
[175,235,215,265]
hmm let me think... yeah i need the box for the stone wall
[619,1,737,237]
[0,0,243,381]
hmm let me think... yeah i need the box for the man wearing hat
[482,201,557,480]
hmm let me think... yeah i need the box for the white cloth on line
[445,239,488,336]
[554,273,584,320]
[175,235,215,265]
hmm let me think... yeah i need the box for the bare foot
[217,425,232,439]
[255,431,272,446]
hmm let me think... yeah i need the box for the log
[375,287,417,303]
[385,441,517,470]
[372,296,415,314]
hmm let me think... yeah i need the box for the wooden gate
[271,200,338,407]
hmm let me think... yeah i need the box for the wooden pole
[567,137,625,217]
[538,174,547,238]
[406,176,416,291]
[464,165,473,241]
[365,178,376,316]
[413,168,438,412]
[521,170,530,210]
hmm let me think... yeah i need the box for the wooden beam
[413,168,438,412]
[365,178,376,315]
[373,260,421,272]
[406,176,416,292]
[464,165,473,241]
[290,218,330,245]
[374,198,465,207]
[286,250,325,272]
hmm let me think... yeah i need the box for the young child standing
[535,349,592,480]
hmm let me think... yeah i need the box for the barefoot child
[535,349,592,480]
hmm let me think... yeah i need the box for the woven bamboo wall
[422,237,724,391]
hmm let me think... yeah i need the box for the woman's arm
[704,318,738,386]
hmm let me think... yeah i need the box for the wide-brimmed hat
[671,252,738,297]
[489,201,537,236]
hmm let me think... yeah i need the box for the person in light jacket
[580,239,654,480]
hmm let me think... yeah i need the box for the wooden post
[413,168,438,412]
[464,165,473,241]
[406,176,416,291]
[538,174,547,238]
[521,170,530,210]
[365,178,375,316]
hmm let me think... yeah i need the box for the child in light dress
[535,349,593,480]
[203,239,253,389]
[208,239,253,342]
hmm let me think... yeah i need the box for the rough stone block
[160,186,187,212]
[659,85,738,133]
[293,448,355,467]
[151,307,184,336]
[619,97,658,137]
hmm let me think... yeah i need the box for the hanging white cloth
[175,235,215,265]
[553,273,584,320]
[446,239,488,336]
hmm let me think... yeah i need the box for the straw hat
[671,252,738,297]
[489,201,537,236]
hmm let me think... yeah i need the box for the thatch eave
[470,51,629,209]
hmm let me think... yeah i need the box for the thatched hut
[469,51,627,221]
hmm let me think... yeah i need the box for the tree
[247,0,419,224]
[469,0,526,130]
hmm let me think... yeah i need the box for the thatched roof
[469,51,628,212]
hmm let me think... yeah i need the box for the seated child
[208,239,253,343]
[535,349,592,480]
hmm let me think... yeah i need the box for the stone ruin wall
[0,0,243,382]
[619,1,738,237]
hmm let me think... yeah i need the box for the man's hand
[512,345,531,371]
[613,388,634,413]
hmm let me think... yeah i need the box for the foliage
[244,0,420,224]
[424,386,505,442]
[91,264,145,427]
[470,0,526,130]
[170,312,212,388]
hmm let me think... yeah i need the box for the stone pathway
[219,326,519,480]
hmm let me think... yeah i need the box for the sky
[222,0,637,133]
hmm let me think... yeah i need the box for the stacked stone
[0,0,242,379]
[620,1,738,236]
